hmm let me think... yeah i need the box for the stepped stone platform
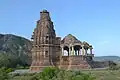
[59,56,92,70]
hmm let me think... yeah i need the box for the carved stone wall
[30,10,61,71]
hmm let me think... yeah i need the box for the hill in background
[0,34,32,67]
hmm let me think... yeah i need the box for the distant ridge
[94,56,120,62]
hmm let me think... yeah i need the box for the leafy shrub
[6,68,14,73]
[0,68,9,80]
[36,67,96,80]
[108,61,120,70]
[36,67,60,80]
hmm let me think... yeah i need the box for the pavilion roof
[61,34,82,44]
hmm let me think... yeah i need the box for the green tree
[0,53,20,68]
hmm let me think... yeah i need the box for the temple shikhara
[30,10,94,71]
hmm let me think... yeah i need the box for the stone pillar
[61,46,64,56]
[72,46,74,55]
[79,49,81,55]
[33,52,36,62]
[78,50,79,55]
[43,47,46,58]
[69,46,71,56]
[90,48,92,54]
[82,45,84,55]
[85,49,87,55]
[37,51,39,61]
[75,50,77,56]
[34,49,36,61]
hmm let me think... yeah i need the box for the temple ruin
[30,10,94,71]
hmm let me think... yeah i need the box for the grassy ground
[10,69,120,80]
[10,76,34,80]
[82,69,120,80]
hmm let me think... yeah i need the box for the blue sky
[0,0,120,56]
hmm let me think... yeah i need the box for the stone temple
[30,10,94,71]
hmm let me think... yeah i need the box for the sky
[0,0,120,56]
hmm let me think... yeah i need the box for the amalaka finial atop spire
[40,9,49,13]
[40,9,50,21]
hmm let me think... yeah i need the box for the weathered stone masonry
[30,10,94,71]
